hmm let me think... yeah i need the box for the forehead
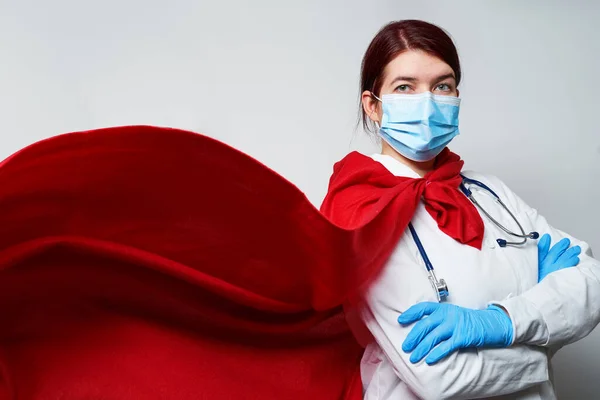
[383,50,455,83]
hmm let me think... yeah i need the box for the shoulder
[320,151,394,225]
[461,170,532,215]
[461,170,507,191]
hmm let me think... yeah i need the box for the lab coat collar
[369,153,422,179]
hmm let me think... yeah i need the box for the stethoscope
[410,176,540,302]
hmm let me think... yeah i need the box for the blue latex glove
[398,302,513,365]
[538,233,581,282]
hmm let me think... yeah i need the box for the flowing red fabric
[0,125,481,399]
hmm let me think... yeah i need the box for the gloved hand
[538,233,581,282]
[398,302,513,365]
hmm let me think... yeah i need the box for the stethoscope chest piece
[429,274,449,302]
[459,176,539,247]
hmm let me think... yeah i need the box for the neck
[381,143,435,177]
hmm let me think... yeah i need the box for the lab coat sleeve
[483,176,600,347]
[362,304,550,400]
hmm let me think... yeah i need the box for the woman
[321,20,600,399]
[0,21,596,400]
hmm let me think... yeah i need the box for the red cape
[0,126,413,399]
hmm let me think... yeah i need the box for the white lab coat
[360,154,600,400]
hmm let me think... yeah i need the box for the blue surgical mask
[374,92,461,162]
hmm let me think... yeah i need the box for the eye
[434,83,452,92]
[394,84,412,93]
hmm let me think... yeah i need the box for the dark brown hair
[360,20,461,133]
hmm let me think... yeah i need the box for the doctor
[330,20,600,399]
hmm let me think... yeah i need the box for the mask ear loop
[369,91,382,129]
[370,92,382,102]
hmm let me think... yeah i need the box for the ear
[361,90,381,124]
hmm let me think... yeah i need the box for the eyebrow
[390,73,456,85]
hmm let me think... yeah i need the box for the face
[362,50,459,125]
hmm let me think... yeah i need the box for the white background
[1,0,598,398]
